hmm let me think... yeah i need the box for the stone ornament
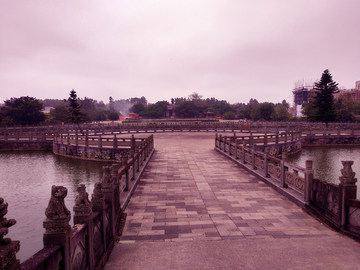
[45,185,71,220]
[74,184,92,217]
[92,182,104,200]
[340,161,355,178]
[75,184,90,206]
[101,166,113,184]
[0,198,16,245]
[339,160,357,185]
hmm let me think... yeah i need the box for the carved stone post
[252,145,256,170]
[43,186,71,270]
[113,134,117,149]
[98,135,102,148]
[130,151,136,180]
[121,153,129,191]
[101,166,116,240]
[139,142,144,166]
[143,141,147,161]
[235,140,239,159]
[242,143,246,164]
[73,184,94,270]
[264,154,269,177]
[85,130,89,147]
[111,164,120,212]
[0,198,20,270]
[339,161,357,228]
[280,161,286,187]
[91,182,107,256]
[304,160,314,203]
[131,135,135,151]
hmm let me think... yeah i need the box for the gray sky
[1,0,359,105]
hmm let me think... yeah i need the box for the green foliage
[93,110,107,121]
[49,104,70,124]
[1,96,46,125]
[258,102,275,121]
[107,111,120,120]
[43,99,66,107]
[223,111,236,120]
[307,69,339,123]
[67,89,85,124]
[336,109,354,122]
[174,101,199,118]
[130,103,146,114]
[272,100,291,121]
[140,101,169,118]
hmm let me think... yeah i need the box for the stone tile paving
[121,132,336,243]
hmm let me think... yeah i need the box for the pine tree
[309,69,339,124]
[67,89,85,125]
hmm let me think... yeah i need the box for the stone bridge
[1,125,360,269]
[105,132,360,269]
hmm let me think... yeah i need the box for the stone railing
[3,121,360,146]
[0,135,154,270]
[215,137,360,240]
[216,131,303,157]
[53,133,154,162]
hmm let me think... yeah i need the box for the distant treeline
[2,89,360,126]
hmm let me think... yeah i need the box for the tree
[1,96,46,125]
[49,104,70,124]
[109,96,114,110]
[223,111,236,120]
[130,103,146,114]
[272,100,291,121]
[174,100,199,118]
[256,102,275,121]
[308,69,339,123]
[139,101,169,118]
[107,111,120,121]
[67,89,85,125]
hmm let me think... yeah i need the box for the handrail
[215,135,360,241]
[0,134,154,269]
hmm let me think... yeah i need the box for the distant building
[293,80,360,116]
[337,81,360,101]
[292,86,316,116]
[165,104,176,118]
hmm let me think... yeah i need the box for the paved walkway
[105,132,360,270]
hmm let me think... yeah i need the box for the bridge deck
[105,132,360,269]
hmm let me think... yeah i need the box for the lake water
[0,151,113,262]
[285,145,360,199]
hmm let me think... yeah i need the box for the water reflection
[286,145,360,198]
[0,151,113,262]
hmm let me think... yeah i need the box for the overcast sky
[1,0,359,105]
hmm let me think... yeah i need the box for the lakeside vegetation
[1,70,360,126]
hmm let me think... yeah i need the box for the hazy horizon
[1,1,359,104]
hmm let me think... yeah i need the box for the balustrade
[0,133,154,270]
[215,134,360,241]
